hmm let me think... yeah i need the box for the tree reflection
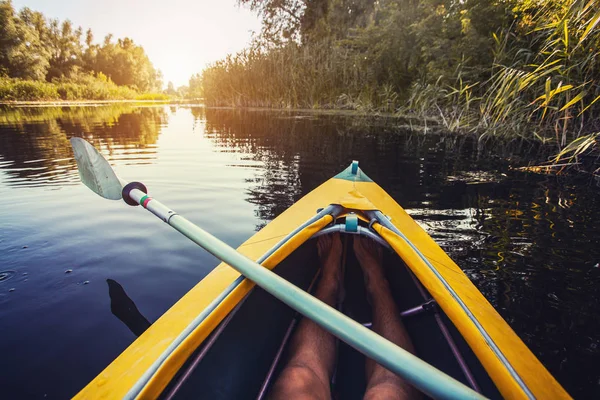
[0,105,167,187]
[199,107,471,227]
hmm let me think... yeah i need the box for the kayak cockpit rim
[129,204,498,400]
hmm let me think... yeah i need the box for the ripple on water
[0,270,16,282]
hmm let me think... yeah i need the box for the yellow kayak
[76,162,570,399]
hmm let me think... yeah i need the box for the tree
[91,35,161,91]
[238,0,305,44]
[82,28,97,71]
[165,81,176,96]
[45,19,83,79]
[303,0,377,41]
[238,0,377,44]
[176,85,189,98]
[1,0,162,92]
[0,1,50,80]
[0,0,20,76]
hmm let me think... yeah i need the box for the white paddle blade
[70,137,123,200]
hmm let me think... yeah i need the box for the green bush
[0,78,59,101]
[56,83,83,100]
[0,73,168,102]
[135,92,171,101]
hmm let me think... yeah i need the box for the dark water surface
[0,105,598,398]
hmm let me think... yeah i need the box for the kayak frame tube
[162,206,343,399]
[124,189,484,400]
[163,292,250,400]
[258,204,343,263]
[404,265,482,393]
[365,210,534,399]
[256,270,323,400]
[312,224,390,249]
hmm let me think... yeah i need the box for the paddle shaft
[127,188,485,400]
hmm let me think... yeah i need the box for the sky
[12,0,262,87]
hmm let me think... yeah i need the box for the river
[0,105,598,398]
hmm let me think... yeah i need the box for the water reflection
[0,105,597,398]
[199,108,478,227]
[0,105,167,187]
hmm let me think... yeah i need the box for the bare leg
[354,237,420,400]
[270,233,343,400]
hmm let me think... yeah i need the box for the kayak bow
[70,138,570,400]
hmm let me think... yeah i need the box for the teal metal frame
[123,189,485,400]
[125,204,344,399]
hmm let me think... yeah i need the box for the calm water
[0,105,598,398]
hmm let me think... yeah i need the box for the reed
[201,0,599,172]
[402,0,600,169]
[201,41,400,111]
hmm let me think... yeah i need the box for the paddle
[69,137,485,400]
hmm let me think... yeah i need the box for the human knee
[270,365,329,400]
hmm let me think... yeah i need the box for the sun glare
[11,0,261,88]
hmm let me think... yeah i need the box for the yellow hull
[76,165,570,399]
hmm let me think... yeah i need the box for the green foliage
[0,73,167,101]
[88,36,162,91]
[203,0,600,169]
[188,73,203,98]
[237,0,305,44]
[0,1,50,80]
[0,0,162,97]
[206,0,516,109]
[0,78,59,100]
[45,18,83,80]
[135,92,171,101]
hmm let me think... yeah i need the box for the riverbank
[198,0,599,175]
[0,99,187,106]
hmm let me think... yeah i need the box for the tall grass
[201,0,599,172]
[431,1,600,170]
[202,41,401,111]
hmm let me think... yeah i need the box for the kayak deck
[163,234,502,399]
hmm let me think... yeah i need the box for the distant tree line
[0,0,162,93]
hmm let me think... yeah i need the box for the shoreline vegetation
[1,0,599,175]
[195,0,600,174]
[0,0,168,101]
[0,75,170,102]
